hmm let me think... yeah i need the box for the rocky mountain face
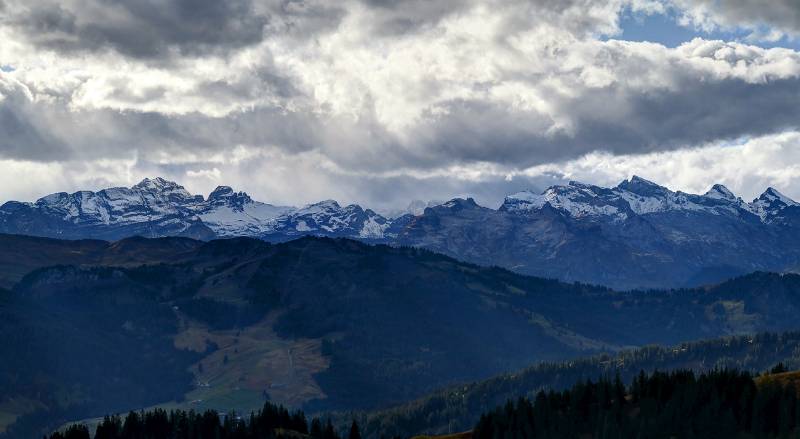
[0,178,215,240]
[396,177,800,289]
[3,176,800,288]
[0,178,388,242]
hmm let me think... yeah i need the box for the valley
[4,234,800,437]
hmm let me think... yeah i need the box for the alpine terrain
[3,177,800,288]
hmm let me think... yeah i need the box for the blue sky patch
[616,9,800,51]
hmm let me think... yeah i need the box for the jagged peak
[757,187,797,206]
[630,175,658,185]
[132,177,183,192]
[209,186,234,197]
[566,180,598,190]
[206,186,253,207]
[442,197,479,209]
[704,184,737,201]
[617,175,661,188]
[298,199,341,213]
[499,191,547,213]
[501,177,762,219]
[315,199,340,207]
[615,175,669,197]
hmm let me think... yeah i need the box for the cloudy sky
[1,0,800,211]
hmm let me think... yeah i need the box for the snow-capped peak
[749,187,799,221]
[11,176,800,244]
[757,188,797,207]
[133,177,181,191]
[208,186,235,199]
[195,185,294,235]
[441,198,480,210]
[298,200,341,214]
[704,184,737,201]
[131,177,195,202]
[504,190,545,205]
[206,186,253,206]
[501,178,759,221]
[502,181,623,218]
[615,175,669,197]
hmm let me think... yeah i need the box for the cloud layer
[2,0,267,59]
[1,0,799,208]
[669,0,800,41]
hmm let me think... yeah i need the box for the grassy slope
[756,370,800,394]
[172,313,329,412]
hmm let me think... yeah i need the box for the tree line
[474,366,800,439]
[49,402,367,439]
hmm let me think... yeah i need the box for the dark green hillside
[4,235,800,437]
[0,273,201,438]
[473,368,800,439]
[355,332,800,439]
[0,234,201,288]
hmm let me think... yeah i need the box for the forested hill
[52,333,800,439]
[5,235,800,437]
[354,332,800,439]
[474,368,800,439]
[50,401,355,439]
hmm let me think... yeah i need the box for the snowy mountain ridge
[0,177,393,240]
[2,176,798,241]
[4,176,800,289]
[501,176,795,222]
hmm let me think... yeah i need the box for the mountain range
[3,176,800,288]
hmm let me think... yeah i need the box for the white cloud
[668,0,800,42]
[514,131,800,203]
[5,131,800,215]
[0,0,799,209]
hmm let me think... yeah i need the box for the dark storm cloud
[5,0,267,59]
[0,97,69,161]
[193,62,302,103]
[2,1,800,180]
[3,66,800,174]
[0,77,324,162]
[0,80,73,161]
[579,77,800,155]
[268,0,347,40]
[357,0,473,36]
[408,74,800,169]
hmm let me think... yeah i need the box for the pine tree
[348,420,361,439]
[310,418,323,439]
